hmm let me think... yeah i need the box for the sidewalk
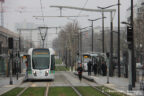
[0,75,24,95]
[75,72,143,96]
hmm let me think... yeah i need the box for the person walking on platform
[87,60,92,76]
[77,63,83,81]
[93,62,97,76]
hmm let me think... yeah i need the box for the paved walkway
[0,75,24,95]
[81,72,144,96]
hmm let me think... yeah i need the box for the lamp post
[118,0,121,77]
[98,2,121,77]
[98,5,116,77]
[88,17,106,53]
[130,0,136,88]
[96,8,105,53]
[98,4,117,55]
[88,17,106,64]
[121,21,134,90]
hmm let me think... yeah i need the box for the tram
[82,52,106,71]
[25,48,55,80]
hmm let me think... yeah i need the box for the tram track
[70,72,112,96]
[45,82,50,96]
[15,79,51,96]
[63,72,82,96]
[82,77,111,96]
[17,82,33,96]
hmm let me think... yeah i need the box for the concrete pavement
[0,75,24,95]
[76,72,144,96]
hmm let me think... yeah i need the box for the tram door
[51,55,55,73]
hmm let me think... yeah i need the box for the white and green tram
[25,48,55,80]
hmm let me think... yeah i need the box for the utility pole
[131,0,136,88]
[80,32,82,63]
[8,37,13,85]
[9,49,13,85]
[88,17,105,64]
[121,22,133,90]
[97,5,116,77]
[122,5,134,89]
[128,45,133,90]
[30,30,32,48]
[92,21,94,53]
[0,0,4,27]
[18,30,21,52]
[102,11,105,53]
[106,52,110,84]
[110,11,114,76]
[88,20,94,53]
[118,0,121,77]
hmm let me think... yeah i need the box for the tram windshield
[32,49,50,69]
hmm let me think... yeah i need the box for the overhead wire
[74,0,89,21]
[39,0,45,26]
[39,0,48,47]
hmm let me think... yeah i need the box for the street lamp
[88,17,106,65]
[98,5,116,79]
[88,17,106,54]
[98,2,120,77]
[121,21,135,90]
[118,0,121,78]
[97,7,105,53]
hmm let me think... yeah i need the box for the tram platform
[74,71,143,96]
[0,75,25,95]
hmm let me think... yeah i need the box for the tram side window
[51,55,55,70]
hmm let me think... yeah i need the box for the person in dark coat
[101,61,107,76]
[87,60,92,76]
[77,64,83,81]
[93,63,97,76]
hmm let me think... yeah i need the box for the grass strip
[76,86,106,96]
[96,86,128,96]
[21,87,45,96]
[48,87,78,96]
[1,87,24,96]
[55,66,68,71]
[55,59,62,64]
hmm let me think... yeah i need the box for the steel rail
[71,72,111,96]
[63,72,82,96]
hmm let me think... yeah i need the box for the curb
[74,72,95,82]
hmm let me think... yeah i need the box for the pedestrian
[93,62,97,76]
[101,61,107,76]
[77,63,83,81]
[25,61,28,79]
[87,60,92,76]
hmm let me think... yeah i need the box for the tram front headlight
[33,70,37,76]
[45,70,49,76]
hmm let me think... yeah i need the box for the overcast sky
[3,0,139,31]
[2,0,139,47]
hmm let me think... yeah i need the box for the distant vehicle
[82,52,106,71]
[24,48,55,80]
